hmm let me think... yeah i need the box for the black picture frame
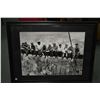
[6,22,97,83]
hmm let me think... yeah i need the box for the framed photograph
[7,22,97,82]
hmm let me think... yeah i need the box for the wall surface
[97,23,100,40]
[1,19,11,82]
[93,42,100,82]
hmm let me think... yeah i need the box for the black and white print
[20,32,85,76]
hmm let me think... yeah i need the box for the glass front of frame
[20,32,85,76]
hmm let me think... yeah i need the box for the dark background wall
[1,22,11,82]
[92,42,100,82]
[1,18,100,83]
